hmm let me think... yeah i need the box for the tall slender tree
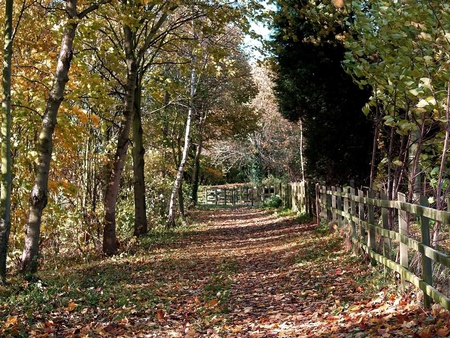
[167,44,197,228]
[101,2,184,254]
[20,0,109,274]
[0,0,14,284]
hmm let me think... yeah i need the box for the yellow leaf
[5,316,18,327]
[67,301,77,312]
[348,304,361,312]
[207,299,218,307]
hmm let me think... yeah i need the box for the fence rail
[315,185,450,310]
[198,182,311,214]
[198,181,450,309]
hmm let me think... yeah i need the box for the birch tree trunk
[132,78,148,236]
[299,121,305,182]
[191,110,206,205]
[20,0,78,273]
[0,0,13,283]
[191,133,204,205]
[167,66,197,228]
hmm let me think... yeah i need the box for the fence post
[307,182,313,216]
[331,186,337,223]
[343,187,349,221]
[291,183,296,212]
[315,184,321,225]
[336,186,343,227]
[398,192,408,287]
[321,186,327,221]
[419,195,433,308]
[358,189,365,246]
[380,192,391,272]
[367,190,377,266]
[325,186,331,222]
[350,187,357,253]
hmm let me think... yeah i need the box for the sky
[242,1,274,61]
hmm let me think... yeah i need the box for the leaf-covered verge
[1,208,449,337]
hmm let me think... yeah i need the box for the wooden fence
[315,185,450,310]
[198,181,450,309]
[198,184,285,207]
[198,182,312,214]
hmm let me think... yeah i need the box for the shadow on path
[6,207,442,337]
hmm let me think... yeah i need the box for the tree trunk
[167,66,197,228]
[299,121,305,182]
[21,1,78,273]
[191,111,206,205]
[369,102,380,191]
[132,78,148,236]
[191,137,203,205]
[102,55,137,255]
[102,14,141,254]
[432,80,450,247]
[407,128,424,203]
[0,0,13,284]
[178,180,185,219]
[161,90,171,178]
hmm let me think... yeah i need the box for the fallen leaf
[5,316,18,328]
[437,327,450,337]
[156,309,165,321]
[207,299,219,307]
[67,301,77,312]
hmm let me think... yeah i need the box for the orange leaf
[5,316,18,328]
[437,327,450,337]
[67,301,77,312]
[419,328,432,338]
[207,299,218,307]
[156,309,165,321]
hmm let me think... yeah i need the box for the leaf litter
[1,207,450,337]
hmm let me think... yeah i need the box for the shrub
[263,195,282,208]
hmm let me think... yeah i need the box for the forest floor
[2,207,450,337]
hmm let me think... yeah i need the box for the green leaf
[409,89,420,96]
[416,99,428,108]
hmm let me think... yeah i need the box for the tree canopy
[270,0,374,186]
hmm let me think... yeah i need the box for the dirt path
[3,207,450,337]
[137,207,449,337]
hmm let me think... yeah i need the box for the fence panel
[316,184,450,310]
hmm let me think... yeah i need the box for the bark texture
[21,0,77,273]
[102,22,137,255]
[20,0,107,272]
[167,66,197,228]
[132,79,148,236]
[0,0,13,283]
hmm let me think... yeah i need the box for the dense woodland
[271,0,450,248]
[0,0,305,282]
[1,0,450,286]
